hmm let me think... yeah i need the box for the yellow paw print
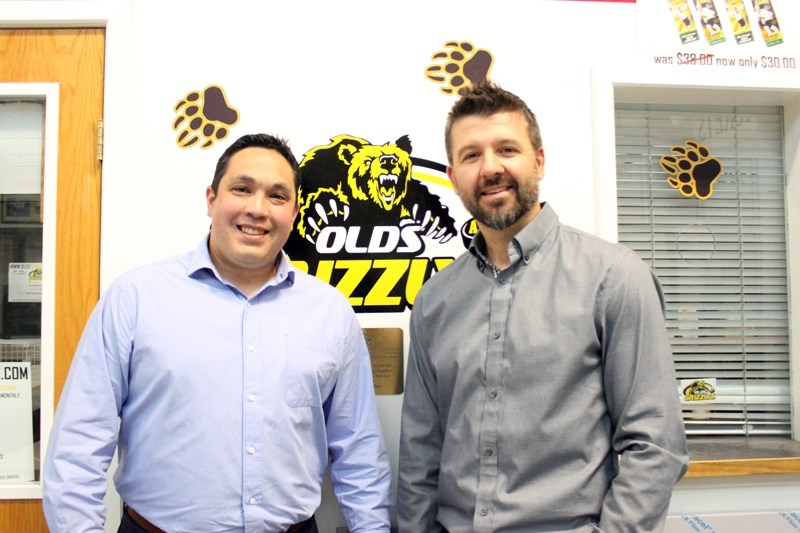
[660,140,723,200]
[424,41,493,96]
[172,85,240,149]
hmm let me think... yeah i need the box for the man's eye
[233,186,249,193]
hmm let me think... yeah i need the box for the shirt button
[247,394,256,402]
[499,276,507,285]
[248,497,257,505]
[247,344,255,352]
[523,254,531,264]
[484,448,493,456]
[246,302,252,308]
[489,389,497,398]
[247,446,256,454]
[492,331,500,339]
[480,508,488,516]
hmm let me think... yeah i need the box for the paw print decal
[659,140,723,200]
[173,85,240,149]
[425,41,493,96]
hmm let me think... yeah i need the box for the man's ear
[447,166,458,191]
[206,186,216,216]
[536,147,546,180]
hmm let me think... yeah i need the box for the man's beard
[459,176,539,231]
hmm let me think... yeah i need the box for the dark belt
[125,505,166,533]
[125,504,314,533]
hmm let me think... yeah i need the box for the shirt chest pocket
[284,335,340,408]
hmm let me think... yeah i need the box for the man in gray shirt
[397,84,689,533]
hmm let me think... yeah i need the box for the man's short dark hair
[444,83,543,164]
[211,133,301,196]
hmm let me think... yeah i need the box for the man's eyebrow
[228,175,257,185]
[456,138,521,154]
[227,175,294,193]
[269,181,294,194]
[455,144,478,157]
[495,137,522,147]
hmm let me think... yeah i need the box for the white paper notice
[0,362,35,483]
[8,263,42,303]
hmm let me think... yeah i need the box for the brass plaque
[363,328,404,395]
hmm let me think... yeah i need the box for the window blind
[615,103,790,436]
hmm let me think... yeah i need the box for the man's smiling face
[447,110,544,233]
[206,146,299,286]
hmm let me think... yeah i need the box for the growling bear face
[345,142,412,211]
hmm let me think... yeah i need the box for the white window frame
[0,83,58,499]
[615,101,790,436]
[591,65,800,443]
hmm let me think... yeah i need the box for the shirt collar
[187,234,296,291]
[468,202,559,271]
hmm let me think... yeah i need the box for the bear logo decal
[284,134,460,312]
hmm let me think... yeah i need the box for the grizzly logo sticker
[285,134,461,312]
[424,41,494,96]
[660,140,723,200]
[172,85,240,149]
[680,378,717,403]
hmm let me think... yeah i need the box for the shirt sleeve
[598,251,690,532]
[396,296,444,533]
[326,313,393,533]
[43,281,133,533]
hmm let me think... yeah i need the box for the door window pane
[0,99,44,484]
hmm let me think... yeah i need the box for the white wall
[2,0,800,531]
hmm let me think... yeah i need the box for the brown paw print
[660,140,723,200]
[173,85,240,149]
[424,41,493,96]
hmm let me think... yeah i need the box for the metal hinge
[96,119,104,161]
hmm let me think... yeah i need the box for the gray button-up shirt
[398,203,688,533]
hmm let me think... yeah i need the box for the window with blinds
[615,103,790,436]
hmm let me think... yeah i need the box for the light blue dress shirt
[43,237,393,533]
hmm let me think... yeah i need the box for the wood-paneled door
[0,28,105,532]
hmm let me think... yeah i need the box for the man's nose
[481,151,504,177]
[246,195,268,216]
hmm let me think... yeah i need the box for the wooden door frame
[2,1,135,289]
[2,4,133,532]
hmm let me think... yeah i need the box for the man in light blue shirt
[43,133,393,533]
